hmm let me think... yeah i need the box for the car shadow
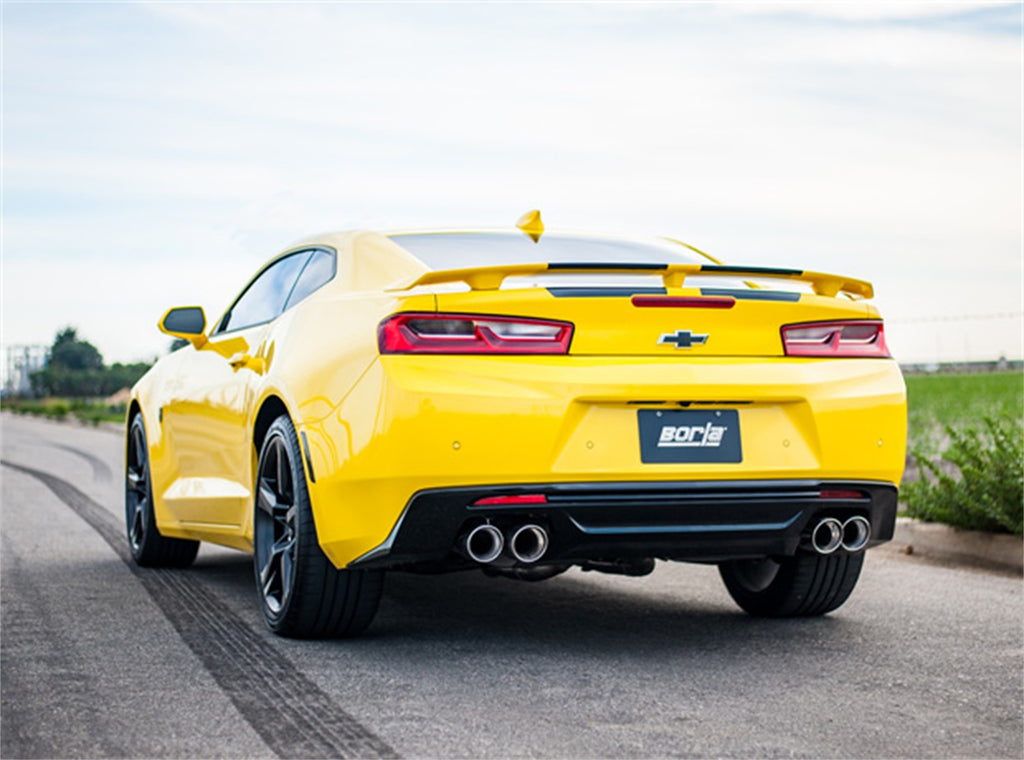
[375,569,847,650]
[184,550,856,657]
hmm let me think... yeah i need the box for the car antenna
[516,209,544,243]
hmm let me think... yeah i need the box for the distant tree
[49,327,103,371]
[30,327,152,398]
[31,364,103,397]
[100,362,152,394]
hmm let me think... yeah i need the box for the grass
[906,371,1023,455]
[1,397,126,425]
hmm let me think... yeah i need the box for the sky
[2,1,1022,371]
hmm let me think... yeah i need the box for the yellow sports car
[127,212,906,637]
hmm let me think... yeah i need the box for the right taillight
[781,320,890,358]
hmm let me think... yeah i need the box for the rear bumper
[350,479,898,570]
[303,355,906,568]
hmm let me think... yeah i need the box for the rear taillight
[819,489,865,499]
[472,494,548,506]
[781,320,890,358]
[378,313,573,354]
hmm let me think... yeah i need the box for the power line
[887,311,1023,325]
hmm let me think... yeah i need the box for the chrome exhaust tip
[464,523,504,564]
[509,524,549,564]
[811,517,844,554]
[841,515,871,552]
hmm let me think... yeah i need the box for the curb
[889,517,1022,574]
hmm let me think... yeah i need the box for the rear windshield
[385,231,806,294]
[388,232,709,269]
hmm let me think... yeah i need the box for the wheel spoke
[129,501,145,546]
[132,429,146,468]
[257,483,277,516]
[280,545,294,598]
[275,442,289,500]
[128,467,148,494]
[260,531,294,578]
[260,558,278,597]
[272,534,295,558]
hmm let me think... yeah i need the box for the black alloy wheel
[125,414,199,567]
[254,432,299,616]
[253,415,383,638]
[125,420,149,553]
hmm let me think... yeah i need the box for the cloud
[2,1,1020,365]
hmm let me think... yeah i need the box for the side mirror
[159,306,208,349]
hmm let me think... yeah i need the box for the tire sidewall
[720,551,865,617]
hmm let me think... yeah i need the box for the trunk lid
[393,265,881,358]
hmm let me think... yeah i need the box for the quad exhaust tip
[810,516,872,554]
[811,517,844,554]
[464,523,504,564]
[842,515,871,552]
[463,523,550,565]
[509,524,549,564]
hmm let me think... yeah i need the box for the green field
[0,397,126,425]
[906,371,1023,454]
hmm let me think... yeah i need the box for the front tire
[719,551,864,617]
[254,415,383,638]
[125,415,200,568]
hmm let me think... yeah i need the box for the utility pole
[3,345,48,397]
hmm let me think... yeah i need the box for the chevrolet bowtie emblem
[659,330,709,349]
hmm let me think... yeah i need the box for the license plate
[638,409,742,464]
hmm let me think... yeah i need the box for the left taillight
[378,312,574,354]
[781,320,890,358]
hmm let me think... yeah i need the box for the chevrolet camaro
[126,211,906,637]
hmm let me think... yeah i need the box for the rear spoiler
[387,262,873,299]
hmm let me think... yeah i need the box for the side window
[216,251,311,334]
[284,249,336,310]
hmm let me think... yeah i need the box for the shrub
[43,401,70,420]
[903,416,1023,535]
[72,403,126,425]
[3,397,125,424]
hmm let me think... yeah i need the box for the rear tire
[125,415,200,568]
[254,415,383,638]
[719,551,864,617]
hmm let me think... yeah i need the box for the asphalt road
[1,412,1021,760]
